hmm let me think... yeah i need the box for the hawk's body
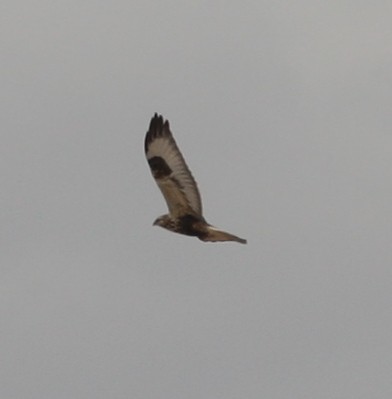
[145,114,246,244]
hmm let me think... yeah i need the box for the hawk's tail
[201,226,247,244]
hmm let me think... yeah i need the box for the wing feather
[201,226,247,244]
[145,114,202,216]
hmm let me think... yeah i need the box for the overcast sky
[1,1,392,398]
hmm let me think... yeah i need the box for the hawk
[145,113,247,244]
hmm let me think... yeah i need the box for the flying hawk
[145,113,247,244]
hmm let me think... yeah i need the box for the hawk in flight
[145,113,246,244]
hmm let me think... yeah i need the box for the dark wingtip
[149,113,164,131]
[231,235,247,244]
[145,113,172,154]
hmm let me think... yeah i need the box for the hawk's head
[153,214,177,232]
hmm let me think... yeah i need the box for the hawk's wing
[201,225,247,244]
[145,114,202,217]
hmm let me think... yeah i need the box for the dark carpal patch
[148,156,172,178]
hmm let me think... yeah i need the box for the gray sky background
[1,1,392,398]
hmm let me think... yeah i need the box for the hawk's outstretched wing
[145,114,202,217]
